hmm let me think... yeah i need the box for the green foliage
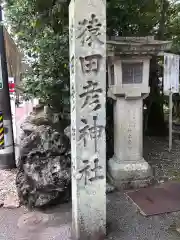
[107,0,160,36]
[4,0,180,120]
[5,0,70,114]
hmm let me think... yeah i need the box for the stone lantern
[107,36,171,188]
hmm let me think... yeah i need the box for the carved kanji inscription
[71,82,76,112]
[76,157,104,186]
[79,117,104,148]
[77,14,104,46]
[80,54,102,74]
[79,80,102,111]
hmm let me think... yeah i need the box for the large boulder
[19,125,69,159]
[16,150,71,208]
[16,112,71,208]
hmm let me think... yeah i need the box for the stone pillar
[114,98,143,162]
[69,0,106,239]
[108,96,152,188]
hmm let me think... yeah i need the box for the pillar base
[108,157,153,190]
[0,152,16,169]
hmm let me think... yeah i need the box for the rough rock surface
[16,113,71,208]
[64,125,71,139]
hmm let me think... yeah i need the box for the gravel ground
[106,132,180,240]
[144,135,180,181]
[0,169,19,207]
[106,191,180,240]
[0,170,17,200]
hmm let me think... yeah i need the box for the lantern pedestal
[108,97,152,189]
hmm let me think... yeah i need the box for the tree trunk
[145,57,168,136]
[145,0,169,136]
[173,95,180,123]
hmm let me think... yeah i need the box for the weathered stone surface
[16,149,71,208]
[64,126,70,139]
[16,112,71,208]
[69,0,106,238]
[31,116,50,126]
[21,114,50,131]
[19,124,69,158]
[108,97,152,188]
[20,122,38,135]
[19,128,42,159]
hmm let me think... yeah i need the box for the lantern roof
[107,36,172,56]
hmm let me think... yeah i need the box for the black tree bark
[145,57,168,136]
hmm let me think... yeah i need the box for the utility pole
[0,5,15,169]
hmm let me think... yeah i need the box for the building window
[122,62,143,84]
